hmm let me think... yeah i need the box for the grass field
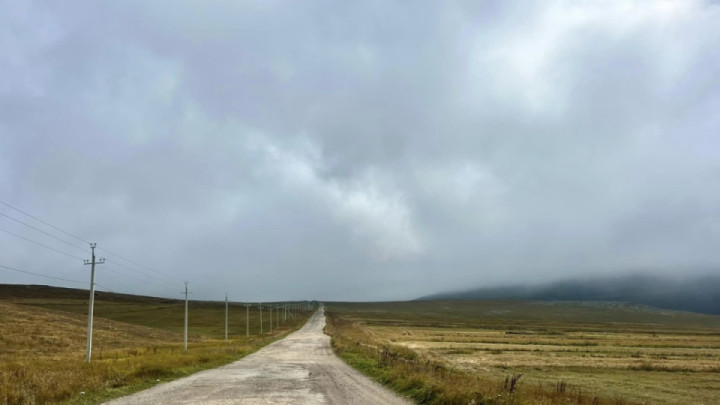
[0,284,312,405]
[325,300,720,405]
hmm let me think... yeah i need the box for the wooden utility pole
[84,243,104,363]
[225,293,229,341]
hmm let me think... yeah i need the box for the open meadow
[326,300,720,405]
[0,284,311,404]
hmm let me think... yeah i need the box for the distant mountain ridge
[420,274,720,315]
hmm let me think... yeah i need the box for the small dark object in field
[555,380,567,395]
[502,373,522,393]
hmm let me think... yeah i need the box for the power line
[0,203,184,285]
[105,258,174,283]
[103,264,154,283]
[0,264,85,285]
[0,200,91,244]
[104,259,173,284]
[98,248,183,282]
[0,228,85,261]
[103,261,172,287]
[0,224,167,295]
[0,213,88,253]
[94,283,116,293]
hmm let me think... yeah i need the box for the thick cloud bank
[1,1,719,301]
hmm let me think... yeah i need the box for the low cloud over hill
[420,274,720,315]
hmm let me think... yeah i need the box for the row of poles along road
[0,201,314,363]
[85,243,314,363]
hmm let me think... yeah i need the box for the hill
[0,283,177,303]
[420,273,720,315]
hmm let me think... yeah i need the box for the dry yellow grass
[0,296,311,405]
[383,327,720,404]
[385,327,720,372]
[0,301,178,357]
[326,301,720,405]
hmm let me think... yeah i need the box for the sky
[1,0,719,302]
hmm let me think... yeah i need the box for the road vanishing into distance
[105,307,409,405]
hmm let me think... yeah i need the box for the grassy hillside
[1,284,295,338]
[0,284,312,405]
[326,300,720,405]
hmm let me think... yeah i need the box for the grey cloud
[1,1,719,301]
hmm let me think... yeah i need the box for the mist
[422,272,720,314]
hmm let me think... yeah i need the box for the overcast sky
[1,1,719,301]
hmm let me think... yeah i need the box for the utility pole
[259,302,263,334]
[225,293,229,342]
[84,243,104,363]
[245,303,249,338]
[183,282,190,351]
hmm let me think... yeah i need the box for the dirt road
[105,306,410,404]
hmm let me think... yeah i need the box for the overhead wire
[90,282,179,305]
[0,202,188,292]
[0,226,173,291]
[0,264,86,285]
[94,283,116,293]
[0,264,142,296]
[0,228,85,261]
[104,259,172,284]
[0,212,89,253]
[103,261,172,288]
[97,248,183,282]
[0,200,91,244]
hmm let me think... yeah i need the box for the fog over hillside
[421,274,720,315]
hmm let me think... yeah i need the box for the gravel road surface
[105,306,410,404]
